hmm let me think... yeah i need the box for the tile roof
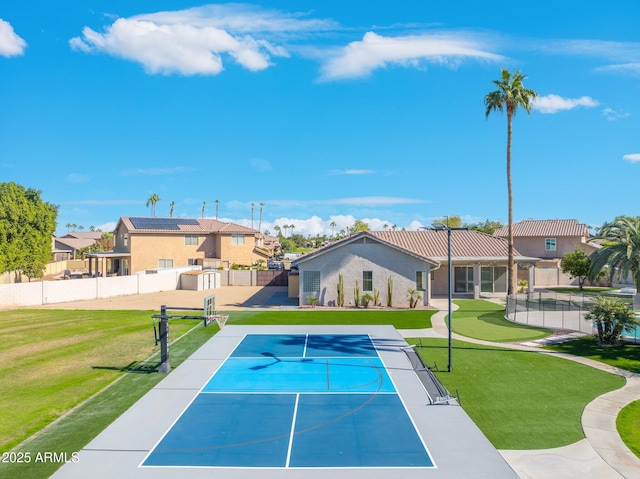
[120,217,259,235]
[298,230,532,265]
[369,230,519,259]
[493,219,589,238]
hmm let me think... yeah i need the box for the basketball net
[208,314,229,329]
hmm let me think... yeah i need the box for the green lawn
[412,338,626,449]
[0,309,198,451]
[0,320,220,479]
[451,299,552,342]
[617,400,640,458]
[544,337,640,374]
[227,309,435,329]
[546,287,616,295]
[0,305,632,477]
[0,308,434,453]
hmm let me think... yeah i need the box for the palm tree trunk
[507,110,515,296]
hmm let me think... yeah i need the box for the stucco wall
[299,238,432,307]
[217,234,258,267]
[513,237,587,260]
[129,234,206,273]
[0,269,189,307]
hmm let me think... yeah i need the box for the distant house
[493,219,598,266]
[295,230,537,308]
[493,219,601,287]
[99,217,270,275]
[52,232,104,261]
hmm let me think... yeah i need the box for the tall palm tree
[485,68,537,295]
[251,202,255,229]
[146,194,161,217]
[66,222,72,233]
[214,199,219,220]
[330,221,337,238]
[259,202,265,232]
[202,201,207,218]
[589,217,640,292]
[169,201,175,218]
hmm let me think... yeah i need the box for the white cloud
[69,5,336,75]
[532,94,599,114]
[250,158,272,172]
[623,154,640,163]
[65,173,91,184]
[0,18,27,57]
[97,221,118,232]
[597,63,640,76]
[320,31,503,80]
[327,169,374,175]
[266,196,423,208]
[63,199,143,205]
[121,166,195,176]
[225,213,429,237]
[602,107,630,121]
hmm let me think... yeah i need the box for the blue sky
[1,1,639,237]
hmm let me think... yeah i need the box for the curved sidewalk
[401,299,640,479]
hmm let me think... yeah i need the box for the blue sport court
[51,325,518,479]
[142,333,434,468]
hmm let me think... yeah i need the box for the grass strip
[451,299,551,342]
[411,338,625,449]
[226,309,435,329]
[617,400,640,459]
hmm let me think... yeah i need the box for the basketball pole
[158,305,171,373]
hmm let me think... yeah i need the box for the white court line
[285,393,301,468]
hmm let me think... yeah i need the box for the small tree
[561,248,591,289]
[585,296,639,345]
[408,289,422,308]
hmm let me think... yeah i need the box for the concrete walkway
[399,299,640,479]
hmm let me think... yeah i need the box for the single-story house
[295,230,538,308]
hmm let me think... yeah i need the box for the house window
[416,271,427,291]
[545,238,557,251]
[124,235,128,247]
[232,234,245,246]
[363,271,373,291]
[481,266,507,293]
[303,271,320,292]
[185,234,199,246]
[188,258,198,266]
[454,266,473,293]
[158,259,174,269]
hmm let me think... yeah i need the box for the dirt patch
[30,286,290,311]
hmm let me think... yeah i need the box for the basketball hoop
[207,314,228,329]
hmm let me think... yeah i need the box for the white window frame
[231,234,245,246]
[416,271,427,291]
[184,234,199,246]
[545,238,557,251]
[158,259,174,269]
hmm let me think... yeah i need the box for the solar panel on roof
[130,218,199,230]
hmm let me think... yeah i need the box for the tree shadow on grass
[546,338,640,374]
